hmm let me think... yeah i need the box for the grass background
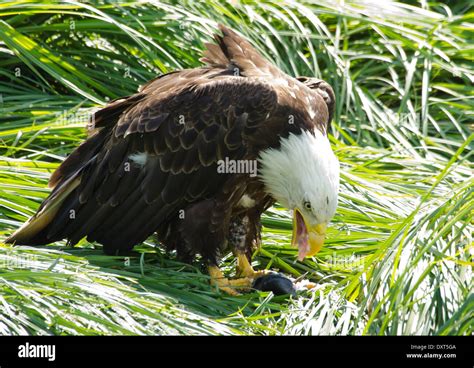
[0,0,472,335]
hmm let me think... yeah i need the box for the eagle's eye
[303,201,312,211]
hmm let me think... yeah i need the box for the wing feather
[7,73,283,251]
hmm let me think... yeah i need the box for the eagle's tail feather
[8,127,107,245]
[5,173,81,246]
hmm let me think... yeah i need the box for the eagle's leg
[228,215,269,281]
[208,214,271,295]
[208,265,252,296]
[236,253,269,279]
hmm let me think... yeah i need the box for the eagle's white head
[259,129,340,260]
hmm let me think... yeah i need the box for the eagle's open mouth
[292,209,309,260]
[292,208,326,261]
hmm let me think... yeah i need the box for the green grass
[0,0,472,335]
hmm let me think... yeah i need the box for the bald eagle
[6,25,339,295]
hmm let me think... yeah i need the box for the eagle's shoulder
[111,71,281,139]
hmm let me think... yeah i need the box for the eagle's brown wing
[6,71,286,252]
[201,24,283,78]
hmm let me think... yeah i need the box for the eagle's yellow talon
[208,266,253,295]
[236,253,269,279]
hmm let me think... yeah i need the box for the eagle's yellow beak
[291,208,327,261]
